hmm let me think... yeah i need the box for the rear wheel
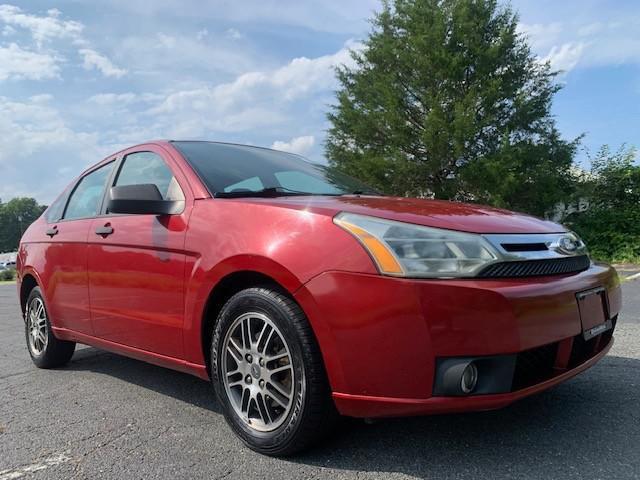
[25,287,75,368]
[211,287,337,456]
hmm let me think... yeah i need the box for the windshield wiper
[214,187,317,198]
[338,190,385,196]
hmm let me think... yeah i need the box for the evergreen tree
[326,0,578,216]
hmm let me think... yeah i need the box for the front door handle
[45,226,58,237]
[95,224,114,236]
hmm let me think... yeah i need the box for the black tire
[25,286,75,368]
[211,287,337,456]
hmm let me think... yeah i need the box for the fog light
[460,362,478,394]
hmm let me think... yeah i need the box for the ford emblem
[557,236,578,254]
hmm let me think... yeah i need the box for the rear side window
[63,162,114,220]
[44,185,72,223]
[114,151,184,201]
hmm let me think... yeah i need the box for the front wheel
[25,287,75,368]
[211,287,337,456]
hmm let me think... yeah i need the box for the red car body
[17,140,622,419]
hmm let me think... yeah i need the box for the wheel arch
[19,272,40,316]
[198,266,302,377]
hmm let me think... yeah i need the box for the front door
[87,146,190,359]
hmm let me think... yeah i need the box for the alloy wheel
[27,297,48,355]
[221,312,300,432]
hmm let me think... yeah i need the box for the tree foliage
[326,0,578,217]
[0,197,47,252]
[567,145,640,263]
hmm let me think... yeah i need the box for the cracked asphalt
[1,281,639,479]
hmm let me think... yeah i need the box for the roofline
[168,139,306,158]
[75,140,173,178]
[77,138,310,184]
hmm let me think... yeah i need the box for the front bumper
[294,263,621,418]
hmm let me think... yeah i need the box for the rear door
[40,160,115,335]
[87,145,191,359]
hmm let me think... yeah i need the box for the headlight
[334,213,499,278]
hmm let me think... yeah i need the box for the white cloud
[0,4,83,46]
[143,41,359,139]
[196,28,208,40]
[79,48,127,78]
[0,96,72,157]
[272,135,315,155]
[153,41,359,114]
[541,42,586,73]
[88,92,138,105]
[271,45,357,99]
[517,22,563,51]
[0,95,111,201]
[29,93,53,103]
[117,30,259,78]
[0,4,126,78]
[225,28,243,40]
[0,43,60,80]
[2,24,15,36]
[77,42,358,155]
[156,32,176,48]
[520,16,640,74]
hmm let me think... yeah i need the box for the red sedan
[16,140,621,455]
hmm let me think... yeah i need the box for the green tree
[0,198,47,252]
[326,0,578,217]
[567,145,640,262]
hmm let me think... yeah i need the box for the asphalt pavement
[1,281,639,479]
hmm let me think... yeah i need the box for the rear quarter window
[44,186,72,223]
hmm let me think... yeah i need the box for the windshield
[172,141,379,197]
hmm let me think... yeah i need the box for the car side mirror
[107,184,184,215]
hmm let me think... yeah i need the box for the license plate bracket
[576,287,612,341]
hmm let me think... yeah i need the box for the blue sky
[0,0,638,203]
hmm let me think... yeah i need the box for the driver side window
[114,151,185,202]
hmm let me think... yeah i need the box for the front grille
[501,242,548,252]
[512,342,559,391]
[477,255,591,278]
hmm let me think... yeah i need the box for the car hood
[237,195,566,234]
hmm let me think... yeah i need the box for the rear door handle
[45,226,58,237]
[95,224,114,236]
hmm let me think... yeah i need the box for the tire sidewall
[25,287,50,366]
[212,289,308,452]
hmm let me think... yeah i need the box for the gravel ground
[1,281,639,480]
